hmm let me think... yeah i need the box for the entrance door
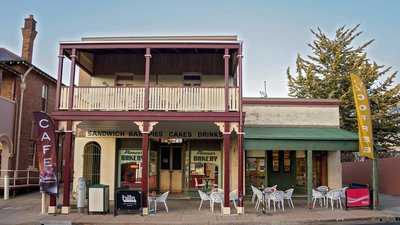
[267,151,297,190]
[159,146,182,193]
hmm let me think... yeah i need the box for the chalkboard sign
[115,189,141,215]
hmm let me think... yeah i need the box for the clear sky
[1,0,399,97]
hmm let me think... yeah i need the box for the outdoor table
[148,195,157,214]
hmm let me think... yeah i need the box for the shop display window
[189,150,220,189]
[284,151,291,173]
[272,150,280,172]
[118,149,142,188]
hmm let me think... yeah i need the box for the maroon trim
[224,48,230,112]
[141,122,149,208]
[68,49,77,111]
[144,48,151,111]
[223,122,231,208]
[60,43,240,50]
[243,98,340,106]
[62,121,73,207]
[237,43,244,208]
[55,50,64,112]
[51,111,241,122]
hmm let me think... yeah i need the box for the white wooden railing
[59,86,239,112]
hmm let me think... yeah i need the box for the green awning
[244,127,358,151]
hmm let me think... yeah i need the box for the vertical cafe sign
[350,74,374,159]
[33,112,58,194]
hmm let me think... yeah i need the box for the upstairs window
[41,84,48,112]
[183,73,201,87]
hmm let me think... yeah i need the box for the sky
[1,0,399,97]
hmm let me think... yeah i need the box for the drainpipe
[14,66,34,180]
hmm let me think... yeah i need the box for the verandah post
[223,122,231,215]
[144,48,151,111]
[61,120,73,214]
[307,149,313,209]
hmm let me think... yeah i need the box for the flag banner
[33,112,58,194]
[350,74,374,159]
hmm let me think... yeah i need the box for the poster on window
[33,112,58,194]
[191,151,220,164]
[120,149,142,164]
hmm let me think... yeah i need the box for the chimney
[21,15,37,63]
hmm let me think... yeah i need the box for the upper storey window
[183,72,201,87]
[41,84,48,112]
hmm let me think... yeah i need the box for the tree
[287,25,400,149]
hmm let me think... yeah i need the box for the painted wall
[86,73,228,87]
[243,105,339,127]
[73,137,116,200]
[327,151,342,188]
[342,157,400,196]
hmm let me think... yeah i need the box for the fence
[342,157,400,196]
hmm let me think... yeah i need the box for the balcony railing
[59,86,239,112]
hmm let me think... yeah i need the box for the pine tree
[287,25,400,149]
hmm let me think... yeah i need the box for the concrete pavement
[0,191,399,225]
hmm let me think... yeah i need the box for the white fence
[60,86,239,112]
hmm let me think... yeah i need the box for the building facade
[51,35,358,215]
[0,15,57,189]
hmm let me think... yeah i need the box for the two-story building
[0,15,57,191]
[51,35,358,215]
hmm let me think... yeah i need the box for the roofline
[243,97,340,106]
[0,63,21,76]
[4,60,57,83]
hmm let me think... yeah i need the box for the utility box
[88,184,109,214]
[77,177,86,212]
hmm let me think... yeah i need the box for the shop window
[83,142,101,186]
[284,151,291,173]
[272,150,280,172]
[160,149,170,170]
[296,151,306,186]
[189,150,220,189]
[183,73,201,87]
[118,149,142,188]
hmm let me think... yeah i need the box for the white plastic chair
[211,188,224,193]
[198,190,211,211]
[229,189,238,210]
[312,189,325,208]
[210,192,224,214]
[264,185,277,193]
[155,191,169,212]
[250,185,257,204]
[283,188,294,208]
[317,186,329,206]
[195,177,205,189]
[254,188,264,211]
[269,190,285,212]
[326,189,343,210]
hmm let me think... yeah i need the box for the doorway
[159,145,183,193]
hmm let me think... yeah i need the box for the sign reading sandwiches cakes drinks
[84,130,223,139]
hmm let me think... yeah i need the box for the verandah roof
[244,127,358,151]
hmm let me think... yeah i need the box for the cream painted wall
[73,137,116,200]
[88,74,228,87]
[328,151,342,188]
[243,105,339,127]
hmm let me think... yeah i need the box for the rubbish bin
[345,183,371,209]
[88,184,109,214]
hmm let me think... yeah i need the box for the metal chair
[155,191,169,212]
[250,185,257,204]
[283,188,295,208]
[197,190,211,211]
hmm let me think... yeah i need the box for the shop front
[72,121,228,200]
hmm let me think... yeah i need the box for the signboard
[350,74,374,159]
[346,188,370,208]
[116,190,142,211]
[33,112,58,194]
[120,149,142,164]
[191,151,220,164]
[84,130,222,139]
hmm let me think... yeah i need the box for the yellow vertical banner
[350,74,374,159]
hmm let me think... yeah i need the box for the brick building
[0,15,57,188]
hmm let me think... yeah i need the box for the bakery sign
[191,151,220,164]
[120,149,142,164]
